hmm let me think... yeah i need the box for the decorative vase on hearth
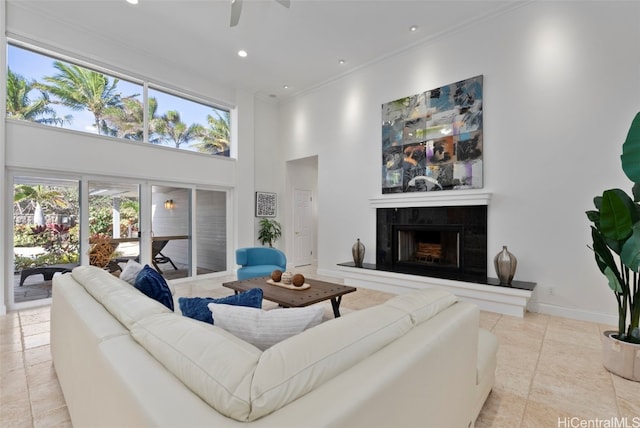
[352,238,365,268]
[494,245,517,285]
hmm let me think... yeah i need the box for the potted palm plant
[586,112,640,381]
[257,218,282,247]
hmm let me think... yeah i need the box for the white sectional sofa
[51,265,497,428]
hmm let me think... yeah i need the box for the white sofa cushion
[130,313,260,421]
[247,288,459,421]
[119,259,143,285]
[72,265,171,329]
[208,304,325,351]
[248,303,413,420]
[383,287,457,325]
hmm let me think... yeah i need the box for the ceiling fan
[230,0,291,27]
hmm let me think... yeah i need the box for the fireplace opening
[393,225,463,269]
[376,205,487,282]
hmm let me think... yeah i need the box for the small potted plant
[586,112,640,381]
[257,218,282,247]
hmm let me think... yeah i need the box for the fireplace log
[415,243,442,262]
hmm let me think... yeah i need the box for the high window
[6,44,231,156]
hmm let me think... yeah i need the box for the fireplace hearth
[377,205,487,283]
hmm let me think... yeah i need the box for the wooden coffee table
[222,276,356,317]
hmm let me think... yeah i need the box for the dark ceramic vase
[494,245,517,285]
[352,239,365,268]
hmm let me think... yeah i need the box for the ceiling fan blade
[275,0,290,8]
[230,0,243,27]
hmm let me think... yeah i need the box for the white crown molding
[369,190,491,209]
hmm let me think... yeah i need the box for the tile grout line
[518,313,549,428]
[18,312,36,428]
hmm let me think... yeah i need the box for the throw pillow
[119,259,143,285]
[178,288,264,324]
[134,265,174,311]
[207,303,324,350]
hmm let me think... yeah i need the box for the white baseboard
[527,300,617,326]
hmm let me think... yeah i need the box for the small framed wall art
[255,191,277,217]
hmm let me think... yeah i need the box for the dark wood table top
[222,276,357,308]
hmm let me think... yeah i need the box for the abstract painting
[381,75,483,193]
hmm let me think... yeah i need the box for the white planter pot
[602,331,640,382]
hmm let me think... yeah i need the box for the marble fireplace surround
[337,190,535,317]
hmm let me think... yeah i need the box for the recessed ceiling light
[410,25,418,32]
[283,85,289,89]
[238,50,248,58]
[338,59,346,65]
[126,0,138,4]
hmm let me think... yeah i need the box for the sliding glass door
[196,189,227,275]
[13,176,79,304]
[88,181,140,271]
[151,185,191,279]
[149,186,228,278]
[9,171,230,308]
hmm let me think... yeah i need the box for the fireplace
[393,224,463,268]
[377,205,487,282]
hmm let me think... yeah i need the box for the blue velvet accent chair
[235,247,287,280]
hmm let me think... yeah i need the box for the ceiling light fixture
[410,25,418,32]
[283,85,289,89]
[238,50,248,58]
[338,59,346,65]
[126,0,138,4]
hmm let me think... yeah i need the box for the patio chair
[151,240,178,273]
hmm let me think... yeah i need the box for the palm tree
[14,184,68,225]
[102,97,160,141]
[6,68,71,126]
[193,110,231,155]
[152,110,203,148]
[38,61,123,134]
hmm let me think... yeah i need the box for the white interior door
[293,189,313,266]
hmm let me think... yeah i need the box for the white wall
[278,1,640,323]
[251,98,285,249]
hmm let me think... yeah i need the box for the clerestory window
[6,43,231,157]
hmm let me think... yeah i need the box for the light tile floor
[1,267,639,427]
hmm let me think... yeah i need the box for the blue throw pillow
[178,288,263,324]
[134,265,174,311]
